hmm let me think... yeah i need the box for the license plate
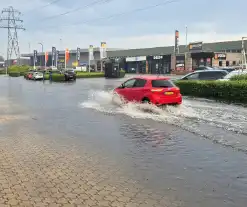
[165,91,174,95]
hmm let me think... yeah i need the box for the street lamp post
[241,37,247,71]
[38,43,43,67]
[185,25,188,46]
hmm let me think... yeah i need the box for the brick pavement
[0,118,182,207]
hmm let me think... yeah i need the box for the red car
[114,76,182,106]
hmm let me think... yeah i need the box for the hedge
[51,74,65,81]
[42,72,104,82]
[8,65,29,74]
[230,74,247,81]
[9,72,21,77]
[0,70,6,75]
[76,72,104,78]
[175,80,247,103]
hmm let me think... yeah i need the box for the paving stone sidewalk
[0,126,181,207]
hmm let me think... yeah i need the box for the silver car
[32,72,44,80]
[218,70,247,81]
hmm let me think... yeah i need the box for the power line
[40,0,114,21]
[23,0,64,14]
[0,6,25,68]
[43,0,179,29]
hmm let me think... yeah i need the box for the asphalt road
[0,76,247,207]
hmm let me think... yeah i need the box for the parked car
[113,76,182,106]
[193,66,214,71]
[179,70,228,81]
[215,67,235,73]
[218,70,247,81]
[32,72,44,80]
[25,72,34,80]
[64,69,76,81]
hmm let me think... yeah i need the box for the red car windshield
[151,79,175,88]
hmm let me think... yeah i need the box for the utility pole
[185,25,188,71]
[0,6,25,74]
[185,25,188,46]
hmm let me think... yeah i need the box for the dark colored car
[64,70,76,81]
[180,70,228,81]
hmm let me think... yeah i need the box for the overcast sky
[0,0,246,57]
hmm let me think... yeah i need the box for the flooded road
[1,76,247,207]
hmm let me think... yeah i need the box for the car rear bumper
[151,94,182,105]
[65,75,76,79]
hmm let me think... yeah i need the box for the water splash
[79,90,247,152]
[80,90,247,130]
[80,90,200,123]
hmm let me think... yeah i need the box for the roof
[189,69,229,74]
[20,40,247,58]
[107,40,246,58]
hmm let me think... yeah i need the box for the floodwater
[1,76,247,207]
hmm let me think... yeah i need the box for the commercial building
[106,40,245,74]
[21,40,246,73]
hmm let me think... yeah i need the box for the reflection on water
[118,122,247,207]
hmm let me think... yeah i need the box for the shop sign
[153,55,163,59]
[126,56,146,62]
[58,54,65,63]
[214,53,226,60]
[189,41,203,51]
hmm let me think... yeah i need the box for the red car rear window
[151,80,175,88]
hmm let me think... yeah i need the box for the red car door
[115,79,136,102]
[131,78,148,102]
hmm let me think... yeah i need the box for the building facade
[21,40,246,73]
[106,40,245,73]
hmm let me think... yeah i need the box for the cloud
[0,0,247,58]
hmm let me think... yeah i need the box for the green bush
[0,70,6,75]
[76,72,104,78]
[120,70,125,78]
[175,80,247,103]
[230,74,247,81]
[51,73,65,82]
[44,74,49,80]
[8,65,29,74]
[9,72,21,77]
